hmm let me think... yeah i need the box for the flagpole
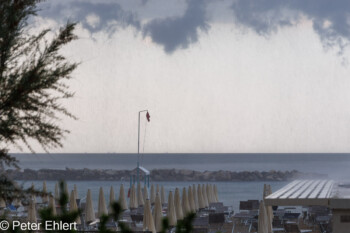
[137,110,148,184]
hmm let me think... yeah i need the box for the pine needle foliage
[0,0,78,199]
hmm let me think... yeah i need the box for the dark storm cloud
[38,1,141,33]
[231,0,350,53]
[142,0,210,54]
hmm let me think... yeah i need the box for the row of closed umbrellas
[132,183,220,233]
[23,182,220,233]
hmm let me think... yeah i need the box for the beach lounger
[130,213,143,222]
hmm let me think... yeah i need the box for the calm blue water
[11,153,350,212]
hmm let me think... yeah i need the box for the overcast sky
[14,0,350,153]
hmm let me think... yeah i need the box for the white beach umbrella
[109,186,115,214]
[263,184,273,233]
[174,188,183,220]
[31,182,36,203]
[143,185,149,203]
[156,184,160,195]
[133,184,138,208]
[69,190,81,224]
[27,199,37,223]
[210,184,216,203]
[150,184,156,204]
[137,182,144,207]
[42,181,48,204]
[143,199,156,233]
[214,184,219,202]
[54,183,59,200]
[129,184,138,209]
[205,184,211,203]
[161,185,165,204]
[182,187,191,215]
[258,200,269,233]
[98,187,108,217]
[202,184,209,207]
[74,184,78,199]
[197,184,205,209]
[167,191,177,226]
[188,186,196,212]
[69,190,77,211]
[153,193,163,232]
[85,189,96,223]
[49,195,56,216]
[192,184,199,210]
[119,184,128,211]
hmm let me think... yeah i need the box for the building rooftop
[265,180,350,209]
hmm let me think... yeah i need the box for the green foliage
[0,0,78,200]
[39,181,80,233]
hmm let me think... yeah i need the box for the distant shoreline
[6,168,328,182]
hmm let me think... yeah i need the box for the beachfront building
[265,180,350,232]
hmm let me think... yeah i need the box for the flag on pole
[146,112,150,122]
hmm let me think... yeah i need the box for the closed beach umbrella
[206,184,213,204]
[214,185,219,202]
[188,186,196,212]
[197,184,205,209]
[205,184,211,203]
[161,186,165,204]
[98,187,108,217]
[137,182,144,206]
[174,188,183,220]
[143,185,149,202]
[109,186,115,214]
[156,184,160,194]
[49,196,56,216]
[167,191,177,226]
[74,184,78,199]
[210,184,216,203]
[258,200,269,233]
[129,184,138,209]
[150,184,156,204]
[182,187,191,215]
[54,183,59,200]
[42,181,48,204]
[153,193,163,232]
[31,183,36,203]
[143,199,156,233]
[133,184,138,208]
[202,184,209,207]
[264,185,273,233]
[85,189,96,223]
[69,190,77,211]
[27,199,37,223]
[69,190,81,224]
[119,184,128,211]
[192,184,199,210]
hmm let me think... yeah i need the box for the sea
[10,153,350,212]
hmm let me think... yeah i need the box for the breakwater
[6,168,327,181]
